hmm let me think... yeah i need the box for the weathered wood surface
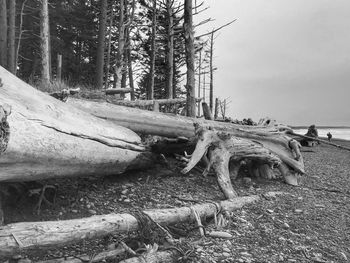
[68,98,291,138]
[68,99,303,173]
[0,194,268,256]
[0,66,152,182]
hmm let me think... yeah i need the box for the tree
[184,0,196,117]
[7,0,16,73]
[0,0,7,68]
[147,0,157,100]
[165,0,174,99]
[96,0,108,89]
[114,0,126,90]
[40,0,51,84]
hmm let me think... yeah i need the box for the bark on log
[0,66,153,182]
[0,193,277,256]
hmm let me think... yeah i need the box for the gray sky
[195,0,350,126]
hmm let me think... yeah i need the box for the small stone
[224,240,232,246]
[294,209,303,214]
[223,247,231,253]
[240,251,251,257]
[59,212,63,216]
[107,243,116,250]
[242,177,252,184]
[124,198,131,203]
[266,209,274,214]
[283,222,290,229]
[287,259,297,262]
[12,255,22,260]
[79,198,84,202]
[71,209,78,213]
[340,252,348,261]
[222,252,231,257]
[88,209,97,215]
[121,189,129,195]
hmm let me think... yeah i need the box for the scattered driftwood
[290,132,350,152]
[0,66,153,182]
[49,88,80,102]
[181,127,281,199]
[105,88,131,95]
[0,193,282,256]
[109,98,202,108]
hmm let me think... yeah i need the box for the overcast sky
[195,0,350,126]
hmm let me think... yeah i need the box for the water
[293,128,350,141]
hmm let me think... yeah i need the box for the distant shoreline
[291,126,350,129]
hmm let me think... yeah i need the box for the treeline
[0,0,229,117]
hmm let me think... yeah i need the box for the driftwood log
[68,99,304,182]
[0,66,153,182]
[181,127,282,199]
[67,98,292,139]
[0,194,274,256]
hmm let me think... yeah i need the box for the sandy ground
[1,139,350,262]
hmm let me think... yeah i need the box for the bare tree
[113,0,126,89]
[0,0,7,68]
[96,0,108,89]
[40,0,51,84]
[184,0,196,117]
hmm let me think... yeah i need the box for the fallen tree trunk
[0,66,153,182]
[68,99,303,174]
[68,98,291,139]
[0,193,282,256]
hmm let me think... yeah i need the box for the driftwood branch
[0,193,285,256]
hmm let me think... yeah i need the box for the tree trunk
[209,32,214,111]
[126,28,135,100]
[184,0,196,117]
[104,3,115,89]
[197,50,202,116]
[0,66,153,183]
[0,0,7,68]
[166,0,174,99]
[114,0,125,90]
[0,194,262,256]
[7,0,15,73]
[96,0,108,89]
[148,0,157,100]
[40,0,50,84]
[15,0,28,75]
[202,102,214,120]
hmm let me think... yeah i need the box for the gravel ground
[1,139,349,263]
